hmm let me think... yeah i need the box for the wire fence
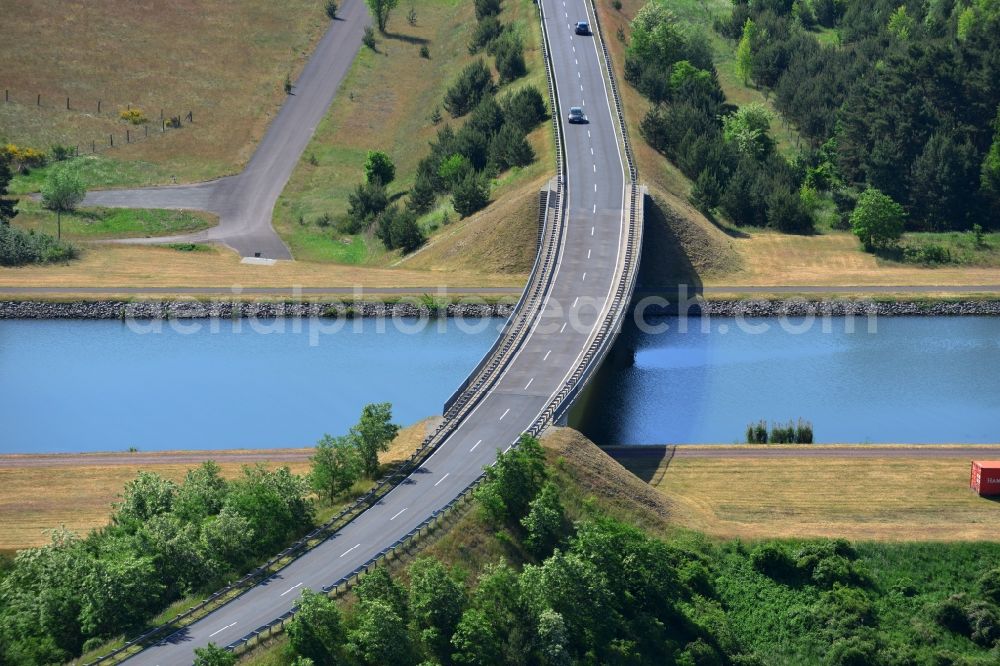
[2,88,195,157]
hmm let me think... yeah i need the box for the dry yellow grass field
[0,0,327,182]
[0,418,439,553]
[0,244,524,292]
[635,454,1000,542]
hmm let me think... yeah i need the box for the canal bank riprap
[3,298,1000,319]
[0,300,515,319]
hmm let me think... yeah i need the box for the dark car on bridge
[575,20,591,35]
[567,106,588,124]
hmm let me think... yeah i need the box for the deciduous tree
[350,402,399,478]
[850,187,905,251]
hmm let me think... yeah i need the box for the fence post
[126,129,130,143]
[98,99,101,113]
[110,134,113,147]
[161,120,165,132]
[186,110,193,123]
[66,97,70,110]
[145,125,148,138]
[37,94,40,106]
[92,140,96,153]
[4,90,8,102]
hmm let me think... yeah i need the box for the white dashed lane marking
[524,377,534,390]
[340,544,361,558]
[280,583,303,597]
[499,408,511,421]
[543,349,552,360]
[209,622,237,638]
[390,508,407,521]
[470,439,482,452]
[435,473,450,487]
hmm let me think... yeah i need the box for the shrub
[902,243,951,265]
[451,172,490,217]
[978,568,1000,604]
[315,213,332,227]
[325,0,338,19]
[933,595,970,634]
[438,154,473,189]
[746,420,768,444]
[364,150,396,186]
[491,31,526,82]
[363,25,377,50]
[501,85,547,132]
[613,0,622,9]
[376,205,426,253]
[0,225,78,266]
[444,60,494,117]
[346,180,388,229]
[474,0,501,20]
[965,601,1000,647]
[119,108,147,125]
[489,123,534,171]
[750,542,796,579]
[50,145,76,161]
[419,44,429,58]
[407,6,416,25]
[407,172,436,214]
[825,636,879,666]
[2,144,47,171]
[469,16,504,53]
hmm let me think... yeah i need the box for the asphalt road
[79,1,370,259]
[118,0,629,662]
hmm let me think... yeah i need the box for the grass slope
[0,0,328,183]
[273,0,552,269]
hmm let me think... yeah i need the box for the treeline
[631,3,815,232]
[746,418,814,443]
[0,152,77,266]
[277,435,746,665]
[408,0,547,220]
[0,403,401,665]
[0,464,315,664]
[716,0,1000,232]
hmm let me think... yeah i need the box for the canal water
[1,315,998,453]
[0,317,500,454]
[572,315,1000,445]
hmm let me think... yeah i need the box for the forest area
[631,0,1000,259]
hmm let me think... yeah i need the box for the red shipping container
[970,461,1000,497]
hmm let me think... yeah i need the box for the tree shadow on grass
[382,31,429,46]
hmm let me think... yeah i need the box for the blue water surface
[0,317,500,453]
[576,316,1000,445]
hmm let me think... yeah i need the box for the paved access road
[118,0,630,662]
[79,1,370,259]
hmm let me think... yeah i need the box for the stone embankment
[0,300,515,319]
[642,299,1000,317]
[2,298,1000,319]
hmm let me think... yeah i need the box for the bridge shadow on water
[566,193,706,449]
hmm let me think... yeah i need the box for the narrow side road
[79,0,370,259]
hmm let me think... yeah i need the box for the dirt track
[0,448,314,469]
[606,444,1000,461]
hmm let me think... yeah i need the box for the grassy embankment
[0,417,440,554]
[596,0,1000,294]
[273,0,551,271]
